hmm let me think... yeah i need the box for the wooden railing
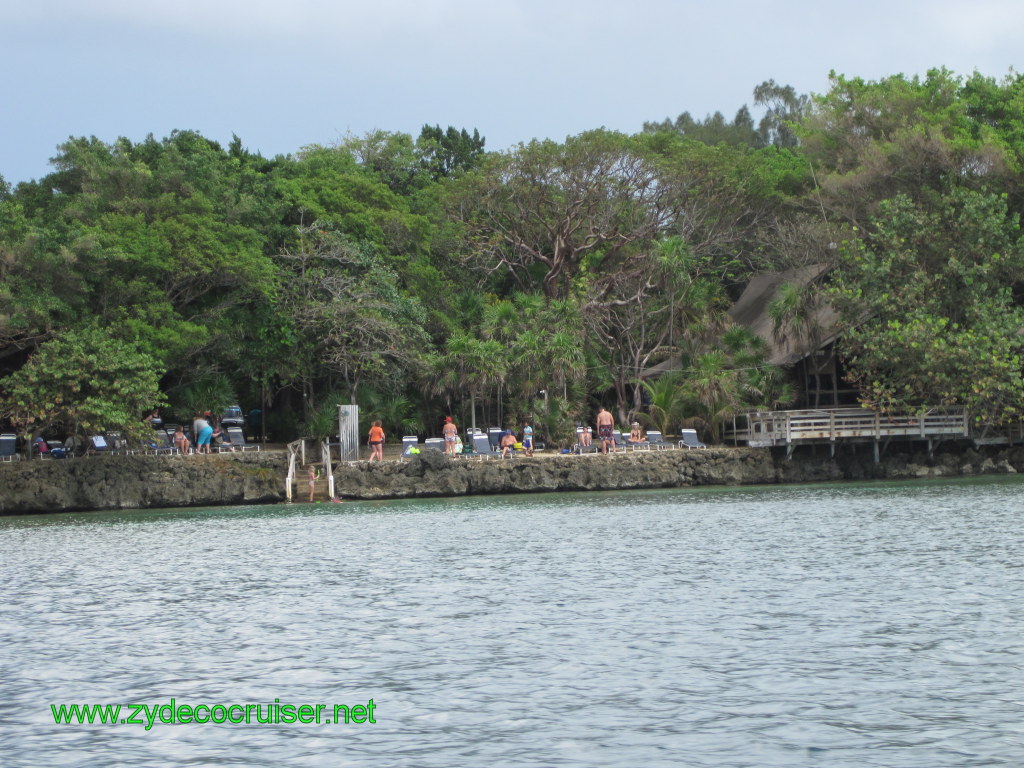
[321,440,335,499]
[285,439,305,502]
[726,407,971,459]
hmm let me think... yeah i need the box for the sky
[2,0,1022,186]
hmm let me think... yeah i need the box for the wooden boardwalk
[725,407,978,460]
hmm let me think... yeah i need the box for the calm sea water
[2,477,1023,767]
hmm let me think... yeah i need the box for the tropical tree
[276,226,431,406]
[417,125,487,180]
[427,332,506,431]
[639,371,689,436]
[449,129,680,299]
[166,373,237,424]
[828,189,1024,423]
[358,388,424,437]
[799,68,1014,226]
[0,326,165,447]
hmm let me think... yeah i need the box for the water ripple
[2,477,1024,766]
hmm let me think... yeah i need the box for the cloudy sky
[2,0,1022,185]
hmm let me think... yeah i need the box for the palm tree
[768,281,822,357]
[167,374,237,423]
[359,388,424,437]
[684,351,742,442]
[639,371,688,436]
[428,333,506,431]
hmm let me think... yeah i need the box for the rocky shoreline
[0,452,286,515]
[1,443,1022,515]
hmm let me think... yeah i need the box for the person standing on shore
[442,417,459,458]
[596,407,615,454]
[522,420,534,457]
[368,420,385,461]
[193,412,213,455]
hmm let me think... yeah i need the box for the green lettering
[158,698,175,724]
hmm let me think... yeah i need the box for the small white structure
[336,405,360,462]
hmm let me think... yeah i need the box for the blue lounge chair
[401,435,420,458]
[678,429,707,449]
[423,437,445,453]
[226,426,257,452]
[496,430,520,458]
[472,433,499,459]
[645,430,673,450]
[145,431,178,455]
[574,426,597,454]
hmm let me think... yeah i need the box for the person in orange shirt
[368,420,385,461]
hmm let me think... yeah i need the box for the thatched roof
[640,264,842,377]
[727,264,842,366]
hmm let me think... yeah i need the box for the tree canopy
[3,70,1024,448]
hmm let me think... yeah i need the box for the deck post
[873,439,879,464]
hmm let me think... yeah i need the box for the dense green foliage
[3,67,1024,448]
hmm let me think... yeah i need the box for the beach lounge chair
[145,431,178,455]
[496,430,520,459]
[472,433,499,459]
[88,435,110,455]
[423,437,445,452]
[213,429,235,453]
[105,432,131,454]
[46,440,69,458]
[0,433,19,462]
[574,426,597,454]
[645,430,673,450]
[678,429,707,449]
[401,435,420,458]
[63,435,85,457]
[619,430,649,450]
[226,426,257,452]
[487,427,503,450]
[34,438,56,459]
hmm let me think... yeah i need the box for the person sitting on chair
[173,425,191,454]
[500,429,517,458]
[627,422,646,443]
